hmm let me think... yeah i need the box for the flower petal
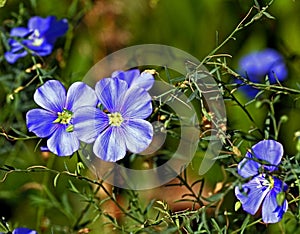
[237,155,261,178]
[66,82,97,112]
[268,62,287,82]
[12,227,37,234]
[121,86,152,119]
[262,177,288,223]
[4,49,27,64]
[251,140,283,171]
[10,27,30,37]
[26,109,58,138]
[24,40,53,56]
[123,119,153,153]
[136,71,155,91]
[73,106,109,143]
[47,126,79,156]
[95,78,128,112]
[235,175,270,215]
[28,16,50,34]
[44,16,68,44]
[33,80,66,112]
[93,127,126,162]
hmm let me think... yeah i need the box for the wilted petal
[121,86,152,119]
[95,78,128,112]
[26,109,58,138]
[33,80,66,112]
[235,175,270,215]
[47,126,79,156]
[66,82,97,112]
[93,127,126,162]
[123,119,153,153]
[73,106,109,143]
[262,177,288,223]
[251,140,283,171]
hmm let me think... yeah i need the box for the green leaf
[0,0,7,8]
[262,11,276,20]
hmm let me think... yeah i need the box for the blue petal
[12,227,37,234]
[33,80,66,112]
[235,175,270,215]
[44,16,68,44]
[28,16,51,34]
[47,126,79,156]
[93,126,126,162]
[123,119,153,153]
[121,86,152,119]
[66,82,97,112]
[112,69,155,91]
[262,178,288,223]
[239,52,268,82]
[251,140,283,171]
[24,39,53,56]
[112,69,140,86]
[10,27,30,37]
[4,49,27,64]
[95,78,128,112]
[26,109,58,138]
[268,62,288,82]
[73,106,109,143]
[136,70,155,91]
[237,155,261,178]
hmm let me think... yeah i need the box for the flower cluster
[238,48,287,97]
[4,16,68,64]
[26,69,154,162]
[235,140,288,223]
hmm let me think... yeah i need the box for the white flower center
[30,29,44,46]
[108,112,123,126]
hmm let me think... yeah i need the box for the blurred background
[1,0,300,233]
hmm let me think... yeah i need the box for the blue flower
[26,80,97,156]
[235,140,288,223]
[0,227,37,234]
[238,48,287,97]
[4,16,68,64]
[73,78,153,162]
[111,69,155,91]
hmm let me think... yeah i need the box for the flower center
[108,112,123,126]
[53,109,74,132]
[255,175,274,190]
[30,29,44,46]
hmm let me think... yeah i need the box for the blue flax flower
[238,48,287,97]
[4,16,68,63]
[73,78,153,162]
[235,140,288,223]
[111,69,155,91]
[26,80,97,156]
[0,227,37,234]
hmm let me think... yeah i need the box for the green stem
[36,155,56,232]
